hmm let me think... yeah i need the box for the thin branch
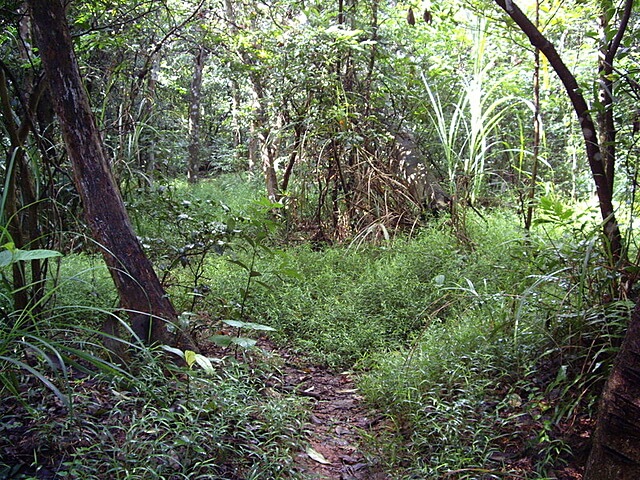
[604,0,634,67]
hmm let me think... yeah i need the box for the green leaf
[0,356,69,408]
[222,319,276,331]
[0,247,62,268]
[279,268,303,280]
[253,197,283,209]
[161,345,185,359]
[208,334,258,349]
[228,259,250,271]
[230,337,257,348]
[209,335,234,347]
[0,250,12,268]
[193,353,216,374]
[184,350,197,368]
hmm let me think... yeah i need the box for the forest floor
[255,338,595,480]
[252,337,590,480]
[255,338,390,480]
[1,335,591,479]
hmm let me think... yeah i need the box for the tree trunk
[493,2,639,477]
[187,45,206,184]
[596,0,633,197]
[27,0,193,349]
[524,0,541,231]
[0,60,47,315]
[584,299,640,479]
[494,0,623,263]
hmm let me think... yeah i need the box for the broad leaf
[0,248,62,268]
[184,350,197,368]
[222,319,276,331]
[161,345,185,359]
[229,337,257,348]
[193,353,216,374]
[209,335,234,347]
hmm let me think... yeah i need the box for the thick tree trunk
[27,0,193,349]
[584,300,640,479]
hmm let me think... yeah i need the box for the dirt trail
[259,339,390,480]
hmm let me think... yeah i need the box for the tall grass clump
[422,19,518,205]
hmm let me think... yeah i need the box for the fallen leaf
[336,388,358,394]
[306,446,331,465]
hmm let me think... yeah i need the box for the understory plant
[1,343,307,479]
[354,209,628,478]
[0,196,307,479]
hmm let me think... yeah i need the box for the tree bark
[524,0,541,231]
[584,299,640,479]
[27,0,193,349]
[187,45,207,184]
[495,0,623,263]
[0,60,47,315]
[596,0,633,196]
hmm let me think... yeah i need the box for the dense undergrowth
[1,175,631,479]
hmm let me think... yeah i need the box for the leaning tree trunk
[494,1,639,476]
[495,0,623,264]
[27,0,193,349]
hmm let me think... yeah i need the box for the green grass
[2,176,628,479]
[241,211,537,368]
[1,350,307,479]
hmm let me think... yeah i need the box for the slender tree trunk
[596,0,633,196]
[27,0,193,349]
[597,0,616,195]
[0,63,46,314]
[187,46,207,184]
[262,143,279,201]
[495,0,623,263]
[229,78,243,169]
[524,0,541,231]
[281,123,303,193]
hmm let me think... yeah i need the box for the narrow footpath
[258,339,390,480]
